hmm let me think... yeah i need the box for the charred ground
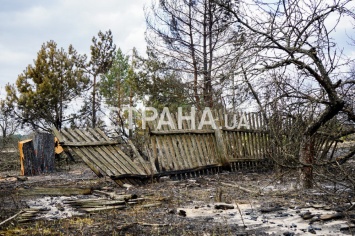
[0,150,354,236]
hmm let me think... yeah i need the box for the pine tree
[6,40,89,131]
[86,30,116,128]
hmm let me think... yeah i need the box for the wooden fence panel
[52,127,148,186]
[49,110,340,185]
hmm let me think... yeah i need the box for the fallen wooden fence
[52,127,151,186]
[51,111,339,185]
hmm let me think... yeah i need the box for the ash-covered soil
[0,159,354,236]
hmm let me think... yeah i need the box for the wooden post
[214,116,228,165]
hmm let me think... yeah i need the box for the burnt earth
[0,161,354,235]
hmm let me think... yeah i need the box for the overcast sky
[1,0,354,99]
[0,0,148,97]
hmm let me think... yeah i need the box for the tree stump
[33,132,55,173]
[19,139,40,176]
[19,132,55,176]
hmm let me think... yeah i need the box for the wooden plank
[246,131,254,159]
[180,134,193,169]
[127,139,151,175]
[207,132,218,164]
[63,141,120,147]
[51,127,65,143]
[250,113,257,159]
[150,130,215,135]
[249,113,257,159]
[257,114,264,159]
[167,115,182,170]
[158,118,176,171]
[197,134,208,166]
[170,113,187,169]
[232,129,239,159]
[195,111,208,166]
[201,135,211,165]
[223,111,232,157]
[150,118,166,172]
[221,128,269,134]
[246,113,255,159]
[61,129,111,176]
[62,130,104,177]
[150,136,160,173]
[162,122,180,170]
[212,132,220,163]
[185,114,202,168]
[214,112,227,164]
[74,129,122,176]
[202,134,213,165]
[80,205,126,213]
[18,187,92,196]
[181,118,196,168]
[257,113,266,159]
[234,130,242,158]
[229,129,236,159]
[173,134,188,169]
[61,128,76,142]
[92,128,146,175]
[260,112,268,159]
[242,132,250,158]
[155,134,168,171]
[168,134,182,170]
[207,110,219,164]
[90,129,143,174]
[64,146,102,176]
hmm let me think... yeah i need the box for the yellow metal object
[55,137,64,154]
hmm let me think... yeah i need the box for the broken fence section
[147,111,274,178]
[51,111,339,186]
[52,127,150,186]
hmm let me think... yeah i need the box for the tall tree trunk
[203,0,208,107]
[92,75,97,128]
[207,0,213,108]
[188,1,200,108]
[299,101,344,188]
[59,86,63,130]
[299,134,315,189]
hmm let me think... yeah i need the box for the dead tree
[216,0,355,188]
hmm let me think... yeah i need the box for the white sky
[0,0,354,100]
[0,0,148,97]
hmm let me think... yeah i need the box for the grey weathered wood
[63,141,121,147]
[18,187,92,196]
[214,117,228,164]
[96,129,146,175]
[82,129,129,175]
[92,128,145,175]
[150,130,215,135]
[127,139,151,175]
[62,129,113,176]
[182,119,197,168]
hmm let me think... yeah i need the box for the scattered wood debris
[12,190,166,222]
[18,187,92,196]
